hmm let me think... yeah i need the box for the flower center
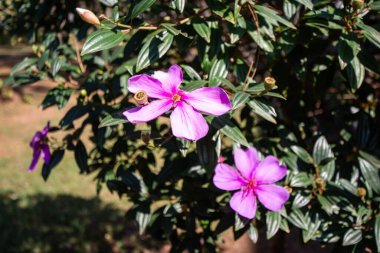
[172,94,181,102]
[244,178,257,191]
[134,90,148,105]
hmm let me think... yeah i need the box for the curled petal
[229,190,257,219]
[28,149,41,172]
[254,156,287,184]
[213,163,245,191]
[152,64,183,94]
[128,74,171,99]
[41,144,51,164]
[183,87,231,116]
[41,122,50,136]
[170,101,208,141]
[234,147,260,180]
[123,99,172,123]
[255,184,289,211]
[30,132,42,148]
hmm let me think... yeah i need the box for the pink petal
[41,144,51,164]
[255,184,289,211]
[254,156,287,184]
[123,99,172,123]
[213,163,245,191]
[170,101,209,141]
[183,87,232,116]
[229,190,257,219]
[152,65,183,94]
[29,149,41,172]
[234,147,260,180]
[128,74,171,98]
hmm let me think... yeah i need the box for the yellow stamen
[172,94,181,102]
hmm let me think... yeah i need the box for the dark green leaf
[358,23,380,49]
[51,58,62,77]
[248,99,277,124]
[291,145,314,164]
[342,229,362,246]
[288,209,308,230]
[99,112,129,128]
[254,5,296,29]
[136,31,174,72]
[358,157,380,194]
[81,29,127,55]
[181,64,201,80]
[193,20,211,43]
[248,224,259,243]
[74,140,88,173]
[208,115,249,147]
[346,57,365,91]
[131,0,156,19]
[41,86,73,110]
[266,211,281,239]
[294,0,314,10]
[375,215,380,252]
[290,172,312,187]
[42,149,65,181]
[232,92,250,110]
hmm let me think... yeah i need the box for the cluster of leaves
[3,0,380,252]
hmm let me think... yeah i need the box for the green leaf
[181,64,201,80]
[81,29,127,55]
[288,209,308,230]
[254,5,296,29]
[359,150,380,167]
[131,0,156,19]
[248,99,277,124]
[291,145,314,164]
[290,172,312,187]
[266,212,281,239]
[74,140,88,173]
[136,211,151,234]
[283,0,297,19]
[174,0,185,13]
[209,58,228,85]
[313,136,333,164]
[161,23,181,36]
[10,58,37,75]
[51,58,62,77]
[136,31,174,72]
[60,105,89,128]
[232,92,250,110]
[294,0,314,10]
[346,56,365,91]
[302,215,321,243]
[193,20,211,43]
[358,23,380,49]
[358,157,380,194]
[370,1,380,11]
[42,149,65,181]
[342,229,362,246]
[248,224,259,243]
[208,115,249,147]
[196,132,217,178]
[338,33,360,69]
[375,215,380,253]
[41,86,73,110]
[99,112,129,128]
[292,192,312,208]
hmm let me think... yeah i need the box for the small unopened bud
[80,89,87,97]
[315,177,325,188]
[264,77,276,90]
[76,8,101,26]
[357,187,366,197]
[285,186,293,194]
[134,91,148,105]
[352,0,364,9]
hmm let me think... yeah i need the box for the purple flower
[213,147,289,219]
[123,65,232,141]
[28,122,51,171]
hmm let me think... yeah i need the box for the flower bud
[264,77,276,91]
[134,90,149,105]
[357,187,366,197]
[76,8,100,26]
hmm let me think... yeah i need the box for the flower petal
[128,74,170,98]
[183,87,231,116]
[152,65,183,94]
[41,144,51,164]
[255,184,289,211]
[229,190,257,219]
[28,149,41,172]
[234,147,260,180]
[254,156,287,184]
[41,122,50,136]
[213,163,245,191]
[170,101,209,141]
[30,132,42,148]
[123,99,172,123]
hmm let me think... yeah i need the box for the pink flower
[213,147,289,219]
[29,122,51,171]
[123,65,232,141]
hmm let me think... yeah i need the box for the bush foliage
[2,0,380,252]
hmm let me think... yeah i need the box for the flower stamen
[172,94,181,102]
